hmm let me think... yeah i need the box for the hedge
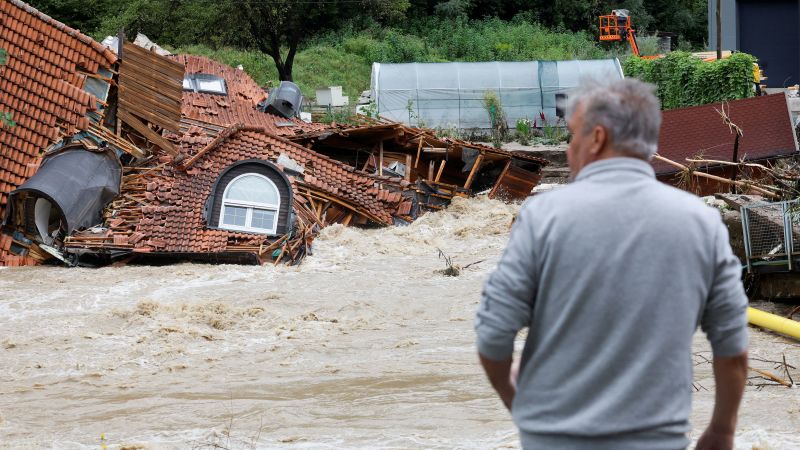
[624,52,757,109]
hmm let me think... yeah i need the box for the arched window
[218,173,280,234]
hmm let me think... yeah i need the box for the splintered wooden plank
[122,43,185,78]
[118,42,184,132]
[464,154,484,189]
[118,109,176,156]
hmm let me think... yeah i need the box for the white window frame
[218,173,281,234]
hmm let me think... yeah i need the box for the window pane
[250,209,276,230]
[225,175,279,205]
[197,78,225,94]
[222,205,247,227]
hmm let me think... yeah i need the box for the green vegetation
[26,0,711,103]
[329,16,607,63]
[483,91,507,148]
[175,17,605,101]
[0,49,12,128]
[624,52,757,109]
[515,119,533,146]
[175,44,372,99]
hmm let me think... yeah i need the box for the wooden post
[415,138,424,168]
[404,154,413,181]
[731,132,741,193]
[342,212,354,226]
[435,160,446,183]
[378,140,384,176]
[428,160,435,180]
[464,154,484,189]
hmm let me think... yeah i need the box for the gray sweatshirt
[475,157,748,449]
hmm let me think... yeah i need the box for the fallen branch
[749,366,793,387]
[653,154,781,199]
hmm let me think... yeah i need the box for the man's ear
[589,125,607,156]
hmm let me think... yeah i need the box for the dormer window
[218,173,280,234]
[206,161,293,236]
[183,74,227,95]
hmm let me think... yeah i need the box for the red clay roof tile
[654,94,798,174]
[0,0,117,265]
[168,55,325,137]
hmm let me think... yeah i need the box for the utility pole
[716,0,722,60]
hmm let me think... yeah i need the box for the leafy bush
[483,91,507,148]
[515,118,533,145]
[624,52,757,109]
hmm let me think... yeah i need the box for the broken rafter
[653,154,780,199]
[297,186,390,226]
[118,109,177,156]
[464,154,484,190]
[179,123,244,169]
[88,123,147,159]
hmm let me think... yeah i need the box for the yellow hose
[748,307,800,340]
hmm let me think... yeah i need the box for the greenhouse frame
[370,59,624,130]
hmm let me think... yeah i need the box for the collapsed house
[0,0,120,266]
[654,93,799,196]
[289,116,551,209]
[0,1,548,267]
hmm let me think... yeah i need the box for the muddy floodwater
[1,197,799,449]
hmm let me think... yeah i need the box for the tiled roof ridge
[7,0,117,66]
[177,119,375,182]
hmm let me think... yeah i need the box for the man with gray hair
[475,78,748,449]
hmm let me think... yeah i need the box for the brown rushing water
[0,196,798,449]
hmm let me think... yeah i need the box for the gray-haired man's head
[565,77,661,177]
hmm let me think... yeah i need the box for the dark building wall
[709,0,800,88]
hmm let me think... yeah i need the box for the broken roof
[654,93,799,175]
[294,115,550,167]
[65,119,405,256]
[169,54,325,137]
[0,0,117,262]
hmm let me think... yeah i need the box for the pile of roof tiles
[0,0,117,265]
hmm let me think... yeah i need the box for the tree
[28,0,119,35]
[239,0,409,81]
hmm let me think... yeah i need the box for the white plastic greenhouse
[370,59,624,130]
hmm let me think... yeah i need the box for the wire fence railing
[741,199,800,271]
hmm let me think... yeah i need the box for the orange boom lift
[599,9,660,59]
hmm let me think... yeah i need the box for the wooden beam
[435,160,446,183]
[378,141,384,176]
[342,212,354,226]
[488,160,512,198]
[422,147,448,154]
[117,109,177,156]
[428,160,435,180]
[404,154,413,182]
[464,154,484,189]
[652,154,780,199]
[414,138,424,168]
[180,124,241,169]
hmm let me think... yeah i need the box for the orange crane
[599,9,658,59]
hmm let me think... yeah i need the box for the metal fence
[741,199,800,271]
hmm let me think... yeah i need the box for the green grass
[175,45,372,101]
